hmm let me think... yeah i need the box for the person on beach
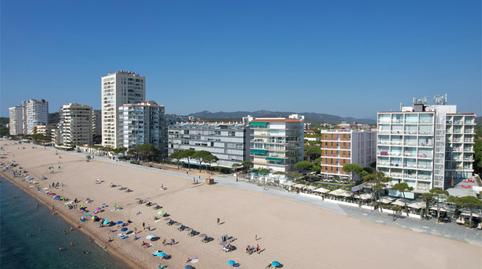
[142,222,145,230]
[217,217,220,224]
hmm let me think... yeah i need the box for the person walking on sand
[142,222,145,230]
[217,217,220,224]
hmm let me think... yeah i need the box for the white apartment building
[319,129,376,180]
[168,122,248,169]
[23,99,49,134]
[58,103,93,147]
[101,71,145,148]
[33,124,52,137]
[377,96,476,192]
[248,114,304,174]
[119,101,167,158]
[8,105,24,135]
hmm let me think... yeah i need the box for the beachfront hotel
[101,71,145,148]
[247,114,304,176]
[376,95,476,192]
[23,99,49,134]
[168,122,248,169]
[8,105,24,135]
[57,103,93,147]
[119,101,167,157]
[319,128,376,180]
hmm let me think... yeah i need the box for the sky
[1,0,481,118]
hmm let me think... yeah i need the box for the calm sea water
[0,177,129,269]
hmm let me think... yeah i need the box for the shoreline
[0,172,139,269]
[2,141,481,269]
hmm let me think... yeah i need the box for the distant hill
[187,110,375,124]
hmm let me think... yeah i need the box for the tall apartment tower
[319,129,376,180]
[59,103,93,147]
[92,110,102,144]
[8,105,24,135]
[376,96,476,192]
[23,99,49,134]
[248,114,304,175]
[101,71,145,148]
[119,101,167,158]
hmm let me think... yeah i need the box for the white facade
[8,106,24,135]
[23,99,49,134]
[59,103,93,147]
[377,100,475,192]
[168,122,248,169]
[119,101,167,158]
[101,71,145,148]
[319,129,377,180]
[248,114,304,174]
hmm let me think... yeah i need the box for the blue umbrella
[271,261,282,268]
[120,227,128,232]
[227,260,237,266]
[116,220,123,225]
[184,265,195,269]
[103,218,110,225]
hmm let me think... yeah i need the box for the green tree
[342,163,368,180]
[363,171,390,211]
[448,196,482,227]
[128,144,159,161]
[242,160,254,171]
[429,188,449,221]
[170,150,185,169]
[304,146,322,161]
[392,182,413,216]
[192,150,218,171]
[294,160,313,173]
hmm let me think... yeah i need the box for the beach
[1,140,481,269]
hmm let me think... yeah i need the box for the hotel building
[8,105,24,135]
[119,101,167,158]
[23,99,49,134]
[248,114,304,174]
[58,103,93,147]
[168,122,248,169]
[376,96,475,192]
[101,71,145,148]
[319,129,376,180]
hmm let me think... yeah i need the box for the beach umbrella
[271,261,282,268]
[116,220,124,225]
[184,265,195,269]
[103,218,110,225]
[146,234,156,240]
[120,227,128,232]
[227,260,237,266]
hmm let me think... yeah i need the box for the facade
[168,122,247,169]
[51,127,62,145]
[59,103,93,147]
[92,110,102,144]
[248,114,304,174]
[119,101,167,158]
[376,96,475,192]
[23,99,49,134]
[33,124,52,137]
[101,71,145,148]
[8,106,24,135]
[319,129,376,180]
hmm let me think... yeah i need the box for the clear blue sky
[1,0,480,118]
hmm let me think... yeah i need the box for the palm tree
[429,188,449,222]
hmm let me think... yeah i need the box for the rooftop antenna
[433,94,448,105]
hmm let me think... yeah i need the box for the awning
[355,193,372,200]
[314,187,330,194]
[378,197,394,204]
[391,199,407,207]
[306,185,317,191]
[408,202,426,209]
[329,189,353,197]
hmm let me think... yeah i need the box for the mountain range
[186,110,376,124]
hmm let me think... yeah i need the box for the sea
[0,176,129,269]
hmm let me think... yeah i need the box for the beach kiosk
[205,177,215,185]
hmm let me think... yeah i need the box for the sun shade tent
[313,187,330,194]
[305,185,317,191]
[355,193,372,200]
[391,199,407,207]
[407,202,426,209]
[329,189,353,197]
[378,197,395,204]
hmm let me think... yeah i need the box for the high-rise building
[23,99,49,134]
[8,105,24,135]
[92,110,102,144]
[376,96,476,192]
[247,114,304,175]
[119,101,167,158]
[101,71,145,148]
[319,129,376,180]
[58,103,93,147]
[168,122,248,169]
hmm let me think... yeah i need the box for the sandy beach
[1,140,481,269]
